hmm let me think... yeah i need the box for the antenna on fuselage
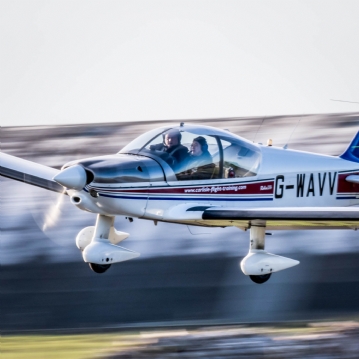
[330,99,359,104]
[284,115,302,149]
[253,116,266,143]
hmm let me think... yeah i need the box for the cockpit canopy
[120,124,261,181]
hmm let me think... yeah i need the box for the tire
[89,263,111,274]
[249,273,272,284]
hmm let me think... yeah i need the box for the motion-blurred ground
[3,322,359,359]
[2,112,359,264]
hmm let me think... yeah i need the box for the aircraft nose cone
[53,165,87,190]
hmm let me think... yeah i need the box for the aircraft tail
[340,131,359,162]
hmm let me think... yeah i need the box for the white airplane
[1,123,359,284]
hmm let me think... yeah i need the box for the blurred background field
[3,321,359,358]
[1,113,359,357]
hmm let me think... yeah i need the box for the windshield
[120,124,261,181]
[119,127,170,154]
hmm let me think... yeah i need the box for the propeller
[52,165,87,190]
[28,186,79,247]
[41,188,67,232]
[27,156,94,248]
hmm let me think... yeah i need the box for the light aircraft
[2,122,359,284]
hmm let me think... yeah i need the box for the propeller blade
[42,188,67,231]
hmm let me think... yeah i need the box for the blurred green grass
[1,333,142,359]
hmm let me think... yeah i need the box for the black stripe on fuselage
[202,209,359,221]
[186,206,213,212]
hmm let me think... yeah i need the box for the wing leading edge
[0,152,63,193]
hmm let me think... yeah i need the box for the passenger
[174,136,214,180]
[187,136,212,169]
[150,129,188,164]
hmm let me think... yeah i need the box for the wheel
[249,273,272,284]
[89,263,111,274]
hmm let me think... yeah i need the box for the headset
[193,136,208,152]
[163,130,182,144]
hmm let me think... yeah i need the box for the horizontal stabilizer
[345,175,359,184]
[0,153,63,193]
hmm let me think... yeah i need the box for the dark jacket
[150,143,189,164]
[186,150,212,169]
[177,151,214,180]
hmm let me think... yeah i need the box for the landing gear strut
[246,220,271,284]
[89,263,111,273]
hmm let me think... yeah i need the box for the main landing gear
[240,220,300,284]
[249,273,272,284]
[89,263,111,273]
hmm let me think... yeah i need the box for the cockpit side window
[175,133,220,181]
[220,138,260,178]
[120,124,261,182]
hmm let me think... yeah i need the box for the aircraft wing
[0,152,64,193]
[201,206,359,230]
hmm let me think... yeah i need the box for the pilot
[150,129,188,164]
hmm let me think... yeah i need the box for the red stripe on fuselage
[93,180,274,195]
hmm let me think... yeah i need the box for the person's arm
[150,143,165,151]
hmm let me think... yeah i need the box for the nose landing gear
[77,214,139,274]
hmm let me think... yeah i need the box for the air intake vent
[85,170,94,184]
